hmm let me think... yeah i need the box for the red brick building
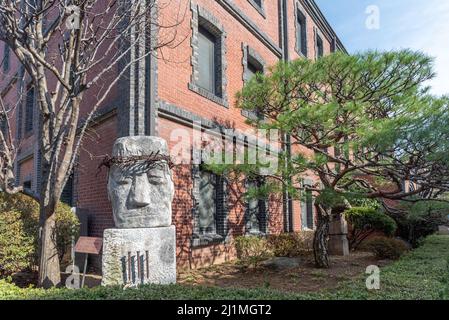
[0,0,345,270]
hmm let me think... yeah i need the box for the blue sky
[315,0,449,96]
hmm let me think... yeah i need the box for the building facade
[0,0,345,270]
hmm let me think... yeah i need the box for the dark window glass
[23,180,32,191]
[24,86,34,134]
[245,60,264,120]
[247,61,261,80]
[197,27,216,94]
[61,173,74,207]
[305,190,314,229]
[247,180,260,233]
[0,113,7,136]
[252,0,262,8]
[198,170,217,234]
[3,44,10,72]
[301,181,314,230]
[246,179,267,234]
[296,10,307,56]
[331,37,337,53]
[316,35,324,58]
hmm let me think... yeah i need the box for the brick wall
[0,0,344,271]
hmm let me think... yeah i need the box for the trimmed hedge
[234,236,272,268]
[267,231,314,257]
[0,210,35,275]
[364,236,409,260]
[344,207,397,250]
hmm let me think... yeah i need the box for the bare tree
[0,0,185,287]
[0,94,21,194]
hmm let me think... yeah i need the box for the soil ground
[9,252,390,293]
[177,252,390,293]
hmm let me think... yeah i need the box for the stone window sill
[241,109,267,122]
[188,83,228,108]
[192,233,226,248]
[246,230,267,237]
[302,227,314,232]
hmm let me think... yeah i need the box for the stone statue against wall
[102,136,176,286]
[107,136,174,228]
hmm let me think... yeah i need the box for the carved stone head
[107,136,174,228]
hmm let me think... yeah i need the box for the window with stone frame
[24,86,35,134]
[241,44,265,120]
[301,179,315,230]
[192,164,229,247]
[197,26,217,94]
[295,6,308,57]
[198,169,217,234]
[189,4,228,107]
[245,178,268,235]
[316,32,324,58]
[2,43,10,73]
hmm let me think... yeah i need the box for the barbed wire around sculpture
[97,151,174,176]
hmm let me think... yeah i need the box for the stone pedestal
[102,226,176,286]
[328,215,349,256]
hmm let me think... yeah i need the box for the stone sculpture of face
[107,136,174,229]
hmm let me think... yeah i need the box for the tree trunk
[38,208,61,288]
[313,205,331,268]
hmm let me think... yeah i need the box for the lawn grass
[1,235,448,300]
[306,235,449,300]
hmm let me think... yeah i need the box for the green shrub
[0,210,35,275]
[234,236,271,268]
[344,207,397,250]
[268,234,297,257]
[55,204,80,267]
[364,236,409,260]
[0,193,79,274]
[394,201,449,247]
[267,231,314,257]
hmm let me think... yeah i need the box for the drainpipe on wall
[279,0,294,233]
[145,1,158,136]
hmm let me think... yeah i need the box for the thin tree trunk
[38,208,61,288]
[38,159,62,288]
[313,205,330,268]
